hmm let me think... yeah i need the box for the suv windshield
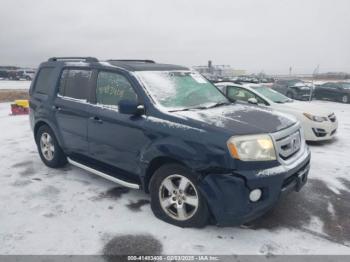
[135,71,229,110]
[254,86,292,103]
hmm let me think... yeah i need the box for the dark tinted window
[58,70,68,95]
[96,71,137,106]
[34,67,55,94]
[58,69,92,100]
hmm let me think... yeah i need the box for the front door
[88,70,148,176]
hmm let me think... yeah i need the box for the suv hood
[174,104,296,135]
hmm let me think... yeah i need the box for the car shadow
[307,137,339,147]
[246,178,350,246]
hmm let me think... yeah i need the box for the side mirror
[118,100,145,115]
[248,98,258,105]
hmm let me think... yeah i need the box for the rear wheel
[341,94,349,103]
[150,164,209,228]
[36,125,67,168]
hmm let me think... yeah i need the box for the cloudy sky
[1,0,349,74]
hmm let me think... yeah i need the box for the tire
[35,125,67,168]
[341,94,349,103]
[149,163,209,228]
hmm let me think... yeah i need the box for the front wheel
[150,164,209,228]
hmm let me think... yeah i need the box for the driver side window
[227,86,266,104]
[227,86,253,102]
[96,71,137,107]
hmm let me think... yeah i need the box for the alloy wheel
[159,174,199,221]
[40,132,55,161]
[342,95,348,103]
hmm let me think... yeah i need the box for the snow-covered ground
[0,100,349,255]
[0,80,31,90]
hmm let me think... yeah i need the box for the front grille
[270,123,304,164]
[328,113,336,122]
[275,130,301,160]
[312,128,327,137]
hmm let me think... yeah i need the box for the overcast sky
[1,0,349,74]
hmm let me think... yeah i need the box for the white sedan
[215,82,338,141]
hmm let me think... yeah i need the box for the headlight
[303,113,328,122]
[227,134,276,161]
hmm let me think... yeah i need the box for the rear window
[34,67,55,94]
[58,69,92,101]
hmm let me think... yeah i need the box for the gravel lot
[0,100,349,255]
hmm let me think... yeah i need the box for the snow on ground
[0,101,349,255]
[0,80,31,90]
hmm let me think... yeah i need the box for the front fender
[140,136,229,176]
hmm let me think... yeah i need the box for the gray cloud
[0,0,349,74]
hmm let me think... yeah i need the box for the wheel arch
[143,156,188,193]
[33,120,64,148]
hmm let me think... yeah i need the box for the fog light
[249,189,262,202]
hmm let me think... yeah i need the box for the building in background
[193,60,246,81]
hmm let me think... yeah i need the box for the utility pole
[310,65,320,102]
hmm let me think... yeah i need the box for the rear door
[53,68,93,154]
[329,83,346,101]
[88,70,148,175]
[29,67,56,130]
[320,83,337,100]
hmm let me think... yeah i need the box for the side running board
[67,158,140,189]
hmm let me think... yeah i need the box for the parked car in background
[29,57,310,227]
[272,79,312,101]
[215,82,338,141]
[17,69,36,80]
[0,70,9,80]
[314,82,350,103]
[6,70,20,80]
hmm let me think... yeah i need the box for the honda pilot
[29,57,311,227]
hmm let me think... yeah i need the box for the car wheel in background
[35,125,67,168]
[341,94,349,103]
[150,163,209,228]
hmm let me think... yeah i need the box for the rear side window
[96,71,137,106]
[34,67,55,94]
[58,69,92,101]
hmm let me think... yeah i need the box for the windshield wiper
[206,102,232,108]
[169,102,231,112]
[169,106,208,112]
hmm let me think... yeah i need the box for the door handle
[90,116,103,124]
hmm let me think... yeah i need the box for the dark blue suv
[29,57,311,227]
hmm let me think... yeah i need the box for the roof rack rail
[108,59,155,64]
[48,57,99,62]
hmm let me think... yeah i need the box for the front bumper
[199,147,311,226]
[303,118,338,141]
[295,92,312,101]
